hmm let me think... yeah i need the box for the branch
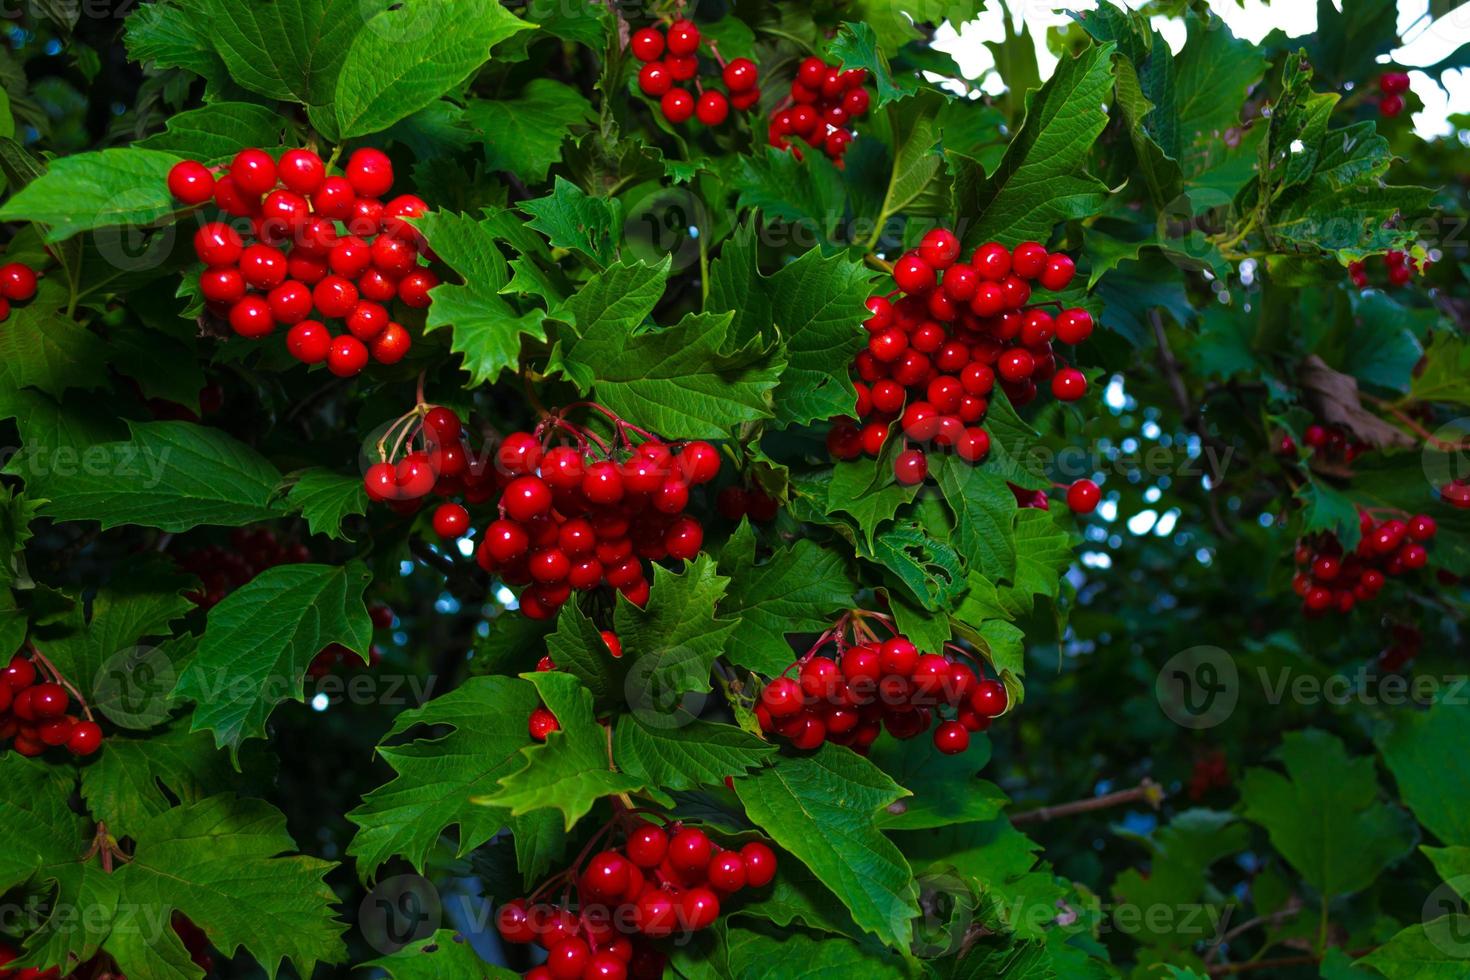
[1010,778,1163,825]
[1206,949,1376,976]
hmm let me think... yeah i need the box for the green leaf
[558,310,784,440]
[870,733,1007,830]
[1358,918,1470,980]
[559,259,669,385]
[37,562,196,710]
[676,921,915,980]
[123,0,227,86]
[175,562,373,749]
[0,754,115,969]
[198,0,369,106]
[8,420,283,532]
[733,746,920,949]
[347,675,541,880]
[0,279,109,397]
[467,79,593,183]
[110,795,343,980]
[1379,700,1470,846]
[480,671,646,830]
[955,43,1114,249]
[829,22,919,107]
[615,556,738,708]
[544,601,625,707]
[0,148,184,242]
[334,0,534,137]
[520,175,621,267]
[280,468,366,541]
[79,719,249,832]
[1239,728,1415,897]
[933,455,1020,583]
[361,930,515,979]
[614,715,774,792]
[419,210,546,386]
[707,230,875,428]
[135,100,293,162]
[1411,333,1470,408]
[716,521,856,677]
[817,442,921,546]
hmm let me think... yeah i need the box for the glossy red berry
[66,720,103,756]
[761,676,804,717]
[167,160,215,204]
[228,296,275,338]
[970,678,1007,718]
[638,62,672,97]
[696,91,729,126]
[528,706,559,741]
[661,89,695,123]
[229,148,276,196]
[933,720,970,755]
[1066,479,1100,514]
[739,841,777,887]
[1051,367,1087,401]
[893,252,936,293]
[666,19,699,55]
[894,448,928,486]
[326,335,369,377]
[918,228,960,269]
[723,57,758,91]
[194,222,244,266]
[1039,253,1076,291]
[432,503,469,539]
[626,822,669,868]
[631,27,665,61]
[346,147,394,198]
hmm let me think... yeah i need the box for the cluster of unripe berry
[1378,71,1411,118]
[167,147,437,376]
[631,20,759,126]
[1348,248,1423,289]
[1277,420,1368,464]
[469,416,718,619]
[755,618,1007,756]
[1292,511,1438,616]
[768,57,871,162]
[496,820,776,978]
[175,526,311,608]
[828,230,1091,486]
[1,653,103,758]
[0,262,38,321]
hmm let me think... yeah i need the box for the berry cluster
[1442,479,1470,510]
[362,404,501,521]
[714,485,779,523]
[0,262,38,321]
[175,526,311,608]
[768,57,870,162]
[1378,71,1410,117]
[1,652,103,758]
[631,20,759,126]
[469,411,718,619]
[1348,249,1423,289]
[167,147,437,376]
[828,230,1091,486]
[1292,511,1438,616]
[496,820,776,978]
[755,613,1006,756]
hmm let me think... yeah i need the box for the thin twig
[1010,778,1163,825]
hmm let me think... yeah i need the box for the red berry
[1055,308,1094,345]
[661,89,695,123]
[528,706,559,741]
[918,228,960,270]
[696,91,729,126]
[707,850,746,892]
[739,841,777,887]
[364,462,398,502]
[668,827,713,875]
[547,938,590,980]
[30,682,67,718]
[893,448,928,486]
[277,148,325,194]
[681,887,721,930]
[1039,253,1075,291]
[761,676,804,717]
[1066,479,1100,514]
[4,655,36,689]
[626,822,668,868]
[638,62,672,97]
[504,476,554,522]
[432,503,469,539]
[199,267,245,304]
[894,251,936,292]
[194,222,243,266]
[66,720,103,756]
[229,148,276,196]
[313,176,357,219]
[371,322,411,364]
[631,27,665,61]
[228,296,275,338]
[326,335,369,377]
[723,57,758,91]
[397,269,438,308]
[666,19,699,55]
[969,678,1007,717]
[345,147,394,198]
[1380,71,1411,95]
[666,54,697,81]
[1408,515,1437,541]
[1051,367,1087,401]
[167,160,215,204]
[933,720,970,755]
[267,280,313,325]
